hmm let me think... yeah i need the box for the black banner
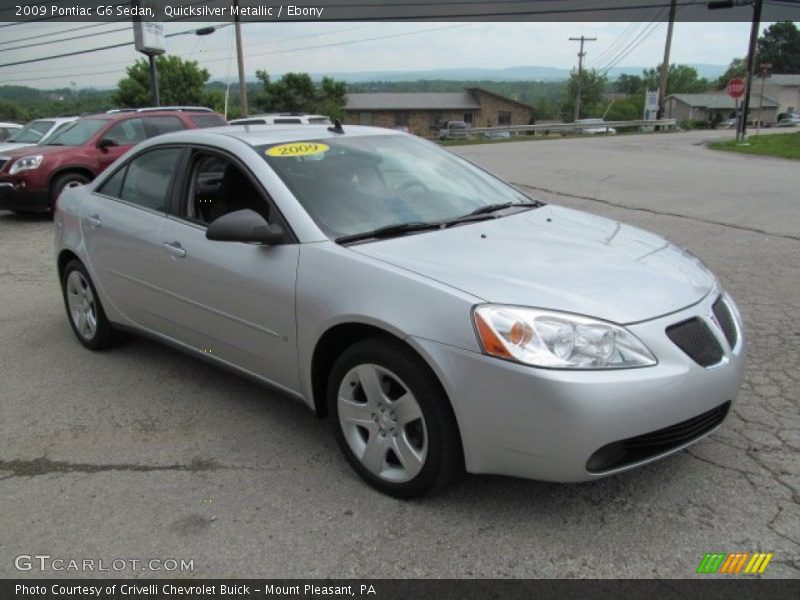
[0,0,798,23]
[3,579,800,600]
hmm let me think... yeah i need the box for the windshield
[260,134,536,239]
[7,120,53,143]
[44,119,106,146]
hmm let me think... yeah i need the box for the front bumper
[412,291,746,482]
[0,181,50,212]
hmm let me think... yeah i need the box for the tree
[0,99,28,121]
[560,68,607,121]
[642,63,709,96]
[757,21,800,73]
[253,71,347,119]
[317,76,347,121]
[113,56,210,107]
[716,57,748,89]
[614,74,644,95]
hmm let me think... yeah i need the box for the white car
[230,113,331,126]
[575,118,617,135]
[0,117,77,153]
[776,115,800,128]
[0,122,22,142]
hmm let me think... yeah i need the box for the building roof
[667,93,779,109]
[345,92,481,111]
[767,74,800,87]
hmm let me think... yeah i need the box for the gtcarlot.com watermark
[14,554,194,573]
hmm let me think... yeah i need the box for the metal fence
[442,119,678,137]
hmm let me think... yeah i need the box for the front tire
[50,172,90,211]
[327,337,463,498]
[61,259,116,350]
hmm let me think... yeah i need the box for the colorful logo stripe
[697,552,773,574]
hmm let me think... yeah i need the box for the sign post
[131,1,165,107]
[756,63,772,135]
[726,78,746,141]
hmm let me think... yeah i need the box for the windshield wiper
[336,221,442,244]
[467,201,542,216]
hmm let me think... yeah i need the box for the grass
[709,131,800,160]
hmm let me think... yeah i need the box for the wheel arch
[56,248,82,282]
[310,322,458,430]
[48,166,97,191]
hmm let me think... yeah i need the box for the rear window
[190,114,227,128]
[144,116,185,137]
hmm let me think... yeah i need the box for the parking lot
[1,130,798,578]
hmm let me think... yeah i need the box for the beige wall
[469,90,532,128]
[666,98,778,125]
[762,83,800,115]
[344,93,533,138]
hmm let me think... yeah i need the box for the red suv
[0,108,227,213]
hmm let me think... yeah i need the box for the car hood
[0,141,35,154]
[0,144,76,159]
[351,205,716,324]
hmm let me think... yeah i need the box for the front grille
[712,296,738,348]
[586,401,731,473]
[666,318,723,367]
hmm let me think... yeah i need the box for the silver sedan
[54,125,746,497]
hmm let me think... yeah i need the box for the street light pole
[234,0,248,117]
[148,54,160,107]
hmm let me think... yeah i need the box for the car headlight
[9,155,44,175]
[473,305,657,369]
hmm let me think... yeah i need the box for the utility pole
[739,0,763,140]
[657,0,678,120]
[234,0,248,116]
[569,36,597,121]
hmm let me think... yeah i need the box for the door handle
[162,241,187,258]
[87,215,102,229]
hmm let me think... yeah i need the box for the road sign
[726,78,746,99]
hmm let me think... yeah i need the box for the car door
[96,117,146,172]
[155,147,301,392]
[81,146,184,331]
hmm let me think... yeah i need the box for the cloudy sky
[0,20,777,88]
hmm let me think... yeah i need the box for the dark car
[0,108,227,214]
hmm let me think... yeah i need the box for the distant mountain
[296,64,729,83]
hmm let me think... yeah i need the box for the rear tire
[61,259,116,350]
[327,337,464,498]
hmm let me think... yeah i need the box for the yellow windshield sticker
[266,142,329,157]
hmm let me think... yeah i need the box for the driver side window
[184,152,270,226]
[103,118,146,146]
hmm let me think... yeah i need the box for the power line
[0,23,379,78]
[0,26,132,52]
[0,23,475,83]
[595,8,668,74]
[0,22,126,46]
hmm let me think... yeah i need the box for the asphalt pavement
[0,129,798,579]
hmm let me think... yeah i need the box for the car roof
[145,124,404,147]
[81,110,220,121]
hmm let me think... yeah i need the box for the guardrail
[441,119,678,137]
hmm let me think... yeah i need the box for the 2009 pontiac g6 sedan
[54,125,746,497]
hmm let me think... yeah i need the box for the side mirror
[205,209,286,245]
[97,138,117,151]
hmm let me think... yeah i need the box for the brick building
[343,87,534,137]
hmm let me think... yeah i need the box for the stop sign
[726,78,746,99]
